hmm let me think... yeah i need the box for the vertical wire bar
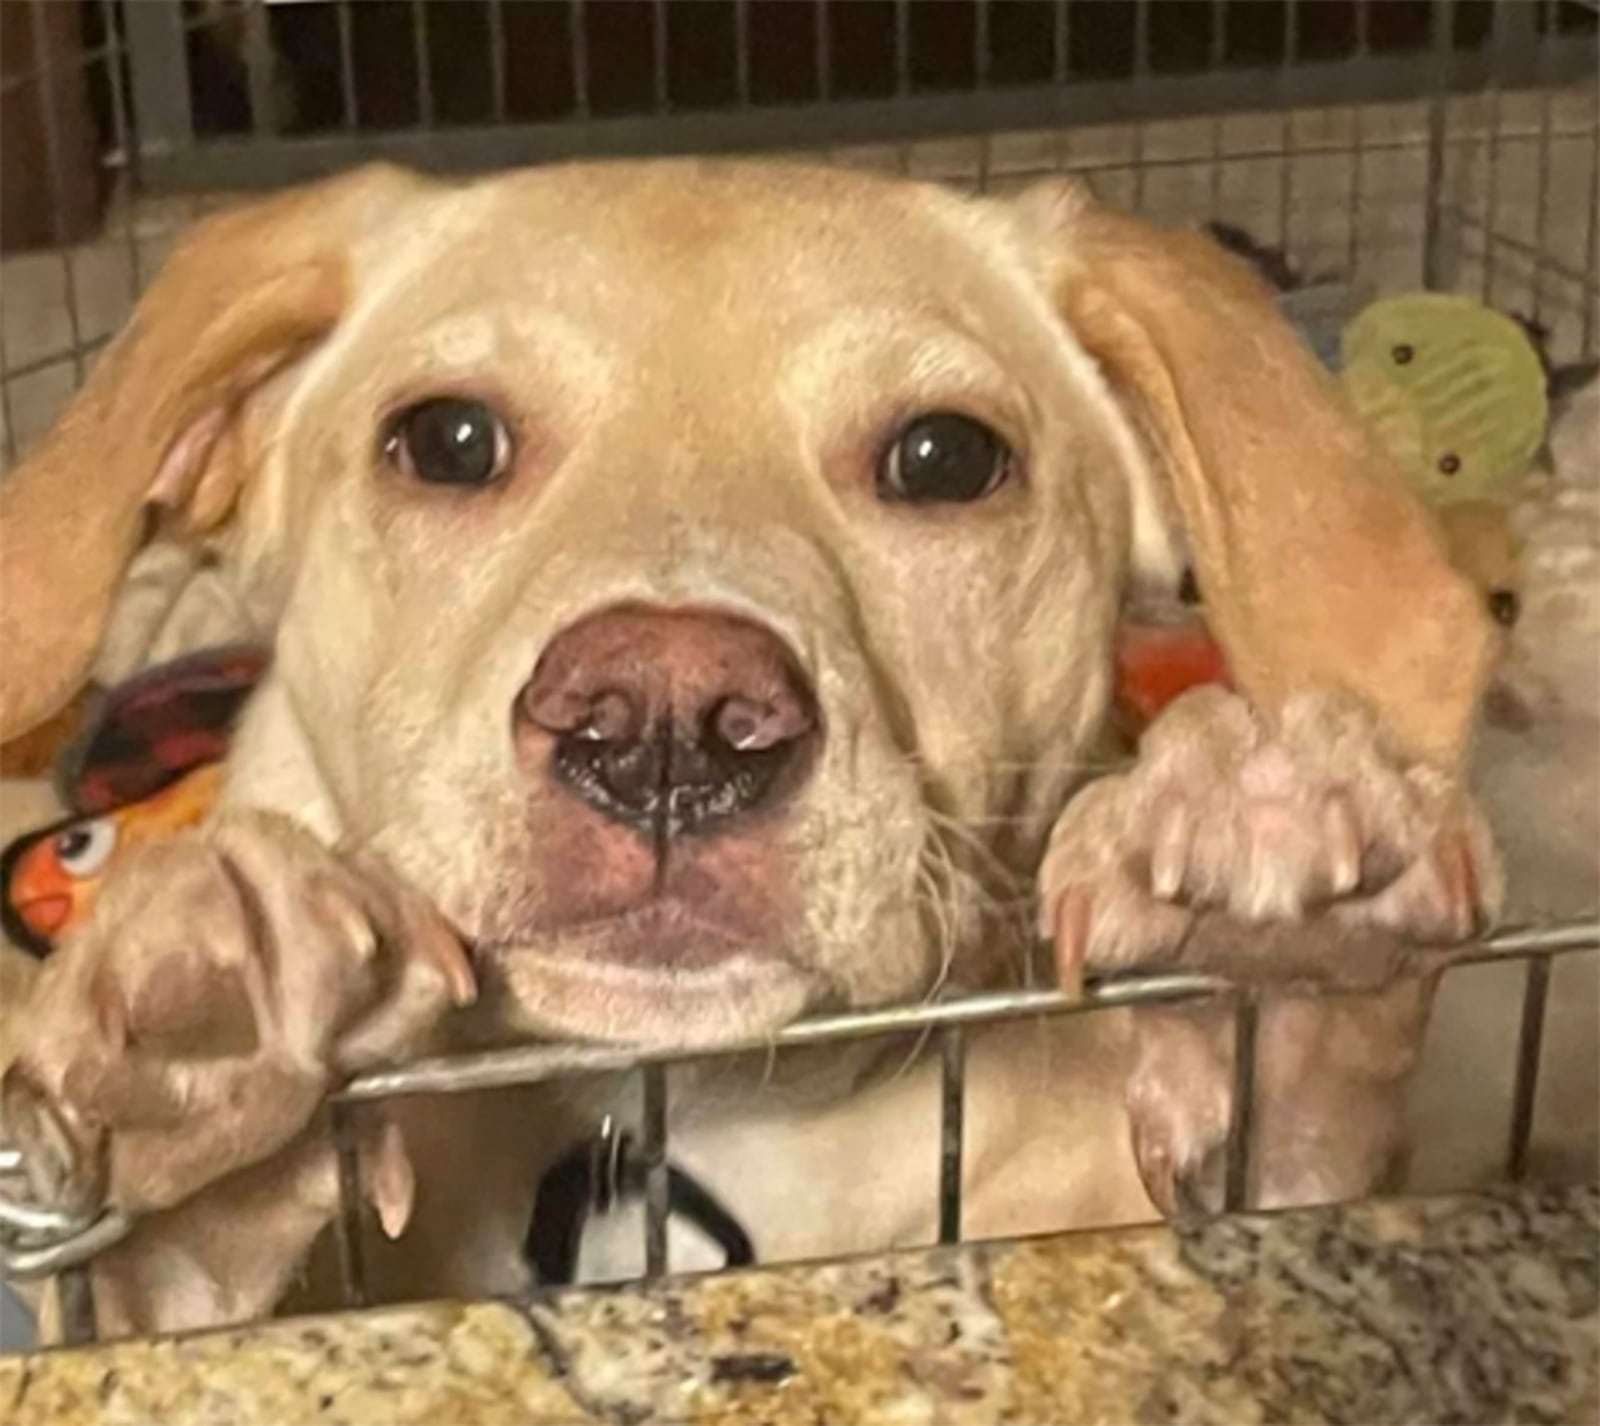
[411,0,434,130]
[735,0,751,107]
[97,0,144,293]
[1529,1,1558,325]
[242,0,279,137]
[1422,0,1458,290]
[331,1105,370,1308]
[1052,0,1070,174]
[56,1266,96,1345]
[1,365,17,465]
[1506,956,1552,1181]
[894,0,911,96]
[642,1065,669,1277]
[895,0,912,173]
[122,0,194,162]
[975,0,990,89]
[937,1026,966,1244]
[487,0,507,123]
[1480,0,1513,302]
[1130,0,1150,212]
[1208,0,1228,220]
[974,0,991,193]
[1278,0,1298,253]
[813,0,829,104]
[1347,0,1370,273]
[652,0,669,113]
[571,0,590,118]
[337,0,360,131]
[1583,113,1599,356]
[1222,994,1259,1213]
[27,0,86,384]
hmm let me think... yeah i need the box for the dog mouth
[475,908,822,1045]
[478,896,791,974]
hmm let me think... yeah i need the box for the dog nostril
[711,695,808,754]
[524,686,643,744]
[575,691,638,743]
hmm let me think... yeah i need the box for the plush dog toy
[0,647,264,957]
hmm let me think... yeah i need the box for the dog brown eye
[384,398,510,487]
[879,412,1011,505]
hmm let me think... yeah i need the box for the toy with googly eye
[1340,292,1549,505]
[0,763,223,958]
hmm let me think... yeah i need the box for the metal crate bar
[4,920,1597,1342]
[331,1103,370,1310]
[338,921,1599,1106]
[1223,992,1260,1213]
[938,1025,967,1245]
[1506,955,1554,1181]
[641,1064,669,1278]
[130,39,1598,193]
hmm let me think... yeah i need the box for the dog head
[0,161,1488,1045]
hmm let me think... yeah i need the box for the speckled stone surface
[4,1184,1595,1425]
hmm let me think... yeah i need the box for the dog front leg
[1038,686,1498,1215]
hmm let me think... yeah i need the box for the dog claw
[1150,798,1192,902]
[1322,790,1362,896]
[1052,887,1093,998]
[421,923,477,1008]
[1434,829,1481,942]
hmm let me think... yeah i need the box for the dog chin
[483,925,821,1045]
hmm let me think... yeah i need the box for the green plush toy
[1340,292,1548,505]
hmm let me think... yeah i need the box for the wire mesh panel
[1,1,1596,472]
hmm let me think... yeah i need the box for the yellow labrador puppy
[0,161,1493,1337]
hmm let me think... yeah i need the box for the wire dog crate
[0,0,1598,1350]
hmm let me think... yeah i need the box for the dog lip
[485,941,820,1047]
[477,898,796,974]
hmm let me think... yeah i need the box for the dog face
[221,163,1137,1044]
[0,160,1486,1049]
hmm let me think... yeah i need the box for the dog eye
[383,398,511,487]
[878,413,1012,505]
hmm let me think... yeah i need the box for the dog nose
[517,606,820,839]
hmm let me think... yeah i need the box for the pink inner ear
[146,409,229,512]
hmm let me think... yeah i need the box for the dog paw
[1038,686,1501,993]
[1,811,472,1219]
[1039,686,1494,1219]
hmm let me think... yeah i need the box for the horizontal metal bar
[1451,920,1600,963]
[339,920,1600,1105]
[2,333,114,384]
[135,39,1599,194]
[5,919,1595,1284]
[1450,213,1600,295]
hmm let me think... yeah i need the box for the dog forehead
[353,160,1022,324]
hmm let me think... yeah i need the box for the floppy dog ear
[0,163,428,742]
[1021,179,1493,770]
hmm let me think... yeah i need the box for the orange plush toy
[0,646,266,957]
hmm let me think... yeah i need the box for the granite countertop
[3,1183,1595,1426]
